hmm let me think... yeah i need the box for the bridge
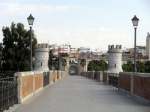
[1,71,149,112]
[1,45,150,112]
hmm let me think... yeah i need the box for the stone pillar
[78,58,87,75]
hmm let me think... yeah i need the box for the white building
[50,43,72,55]
[137,46,146,57]
[77,47,90,53]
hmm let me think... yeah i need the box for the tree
[61,59,67,67]
[88,60,107,71]
[48,50,53,70]
[136,61,145,73]
[59,53,69,57]
[1,22,37,71]
[122,60,133,72]
[144,61,150,73]
[80,59,86,67]
[122,60,150,73]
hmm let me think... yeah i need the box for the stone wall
[49,71,54,84]
[54,70,57,82]
[34,72,43,92]
[103,72,107,83]
[96,71,103,82]
[81,71,104,82]
[119,72,150,103]
[119,72,132,92]
[133,74,150,101]
[15,70,67,103]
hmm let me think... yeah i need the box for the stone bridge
[11,71,150,112]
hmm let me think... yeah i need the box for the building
[137,46,146,57]
[70,48,77,53]
[77,47,90,53]
[50,43,72,55]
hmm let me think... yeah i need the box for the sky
[0,0,150,51]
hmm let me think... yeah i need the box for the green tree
[122,60,133,72]
[136,61,145,73]
[144,61,150,73]
[88,60,107,71]
[1,22,37,71]
[59,53,69,57]
[61,59,67,67]
[80,59,86,67]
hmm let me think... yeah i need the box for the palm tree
[80,59,86,67]
[61,59,67,67]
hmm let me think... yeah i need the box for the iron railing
[0,72,15,78]
[108,75,118,88]
[94,72,97,79]
[43,72,49,87]
[0,77,18,112]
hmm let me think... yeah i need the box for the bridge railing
[43,72,49,87]
[0,77,18,112]
[0,71,15,78]
[108,74,118,88]
[81,71,150,104]
[119,72,150,103]
[15,70,67,104]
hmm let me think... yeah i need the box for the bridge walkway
[13,76,150,112]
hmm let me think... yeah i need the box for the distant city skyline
[0,0,150,50]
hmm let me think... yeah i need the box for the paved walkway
[13,76,150,112]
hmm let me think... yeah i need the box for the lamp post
[52,57,56,70]
[27,14,35,71]
[58,53,60,71]
[131,15,139,72]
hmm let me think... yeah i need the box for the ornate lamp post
[27,14,35,71]
[131,15,139,72]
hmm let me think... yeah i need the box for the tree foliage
[48,52,68,70]
[122,60,150,73]
[122,60,133,72]
[59,53,69,57]
[80,59,86,67]
[88,60,108,71]
[61,59,67,67]
[0,22,37,71]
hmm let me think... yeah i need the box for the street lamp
[27,14,35,71]
[131,15,139,72]
[58,53,60,71]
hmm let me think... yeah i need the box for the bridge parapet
[119,72,150,103]
[15,70,67,103]
[81,71,150,104]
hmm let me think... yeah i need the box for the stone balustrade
[81,71,150,104]
[15,70,67,103]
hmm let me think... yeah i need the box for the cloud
[0,2,84,15]
[34,27,133,51]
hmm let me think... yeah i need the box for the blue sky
[0,0,150,50]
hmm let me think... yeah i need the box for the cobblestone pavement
[13,76,150,112]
